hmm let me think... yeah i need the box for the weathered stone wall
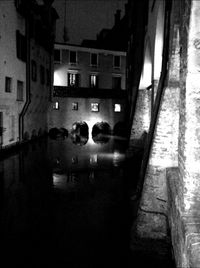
[130,89,151,139]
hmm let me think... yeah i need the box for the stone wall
[130,89,151,139]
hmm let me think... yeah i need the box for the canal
[0,135,175,267]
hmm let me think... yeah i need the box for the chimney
[115,9,121,25]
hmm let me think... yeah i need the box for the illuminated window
[90,74,98,88]
[53,102,59,110]
[5,77,12,93]
[69,51,77,64]
[114,104,121,112]
[113,55,121,69]
[31,60,37,81]
[112,76,121,89]
[90,53,98,66]
[54,49,61,62]
[91,103,99,112]
[68,73,79,87]
[17,80,23,101]
[72,102,78,110]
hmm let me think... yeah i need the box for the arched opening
[92,121,111,143]
[70,121,89,145]
[113,122,127,137]
[153,2,165,100]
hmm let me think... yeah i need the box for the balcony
[53,86,127,99]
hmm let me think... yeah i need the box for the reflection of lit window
[68,73,79,87]
[114,104,121,112]
[72,102,78,110]
[91,103,99,112]
[53,102,59,110]
[90,74,98,88]
[72,156,78,164]
[90,154,98,164]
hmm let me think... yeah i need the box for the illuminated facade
[49,43,127,135]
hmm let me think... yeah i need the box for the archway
[92,121,111,143]
[70,121,89,145]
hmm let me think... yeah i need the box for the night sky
[53,0,127,45]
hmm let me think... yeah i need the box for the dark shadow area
[49,127,68,140]
[113,121,128,138]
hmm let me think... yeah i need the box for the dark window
[31,60,37,81]
[68,73,79,87]
[5,77,12,92]
[113,55,121,68]
[69,51,77,64]
[54,49,61,62]
[40,65,45,85]
[112,76,121,89]
[16,30,26,62]
[90,53,98,66]
[90,74,98,88]
[17,80,23,101]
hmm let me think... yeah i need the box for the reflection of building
[48,43,127,134]
[0,0,58,149]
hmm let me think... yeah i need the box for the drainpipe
[135,0,172,200]
[19,8,31,142]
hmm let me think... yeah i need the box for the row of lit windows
[5,77,24,101]
[54,49,121,69]
[31,60,50,85]
[53,102,122,113]
[67,72,121,89]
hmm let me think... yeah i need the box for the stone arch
[70,121,89,145]
[92,121,111,143]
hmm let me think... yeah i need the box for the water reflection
[0,135,128,266]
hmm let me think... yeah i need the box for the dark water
[0,136,176,267]
[0,136,135,267]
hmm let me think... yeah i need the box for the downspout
[19,9,31,142]
[135,0,172,200]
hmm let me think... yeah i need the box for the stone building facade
[0,0,58,149]
[127,0,200,267]
[49,43,127,135]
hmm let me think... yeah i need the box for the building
[126,0,200,267]
[49,43,127,136]
[0,0,58,149]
